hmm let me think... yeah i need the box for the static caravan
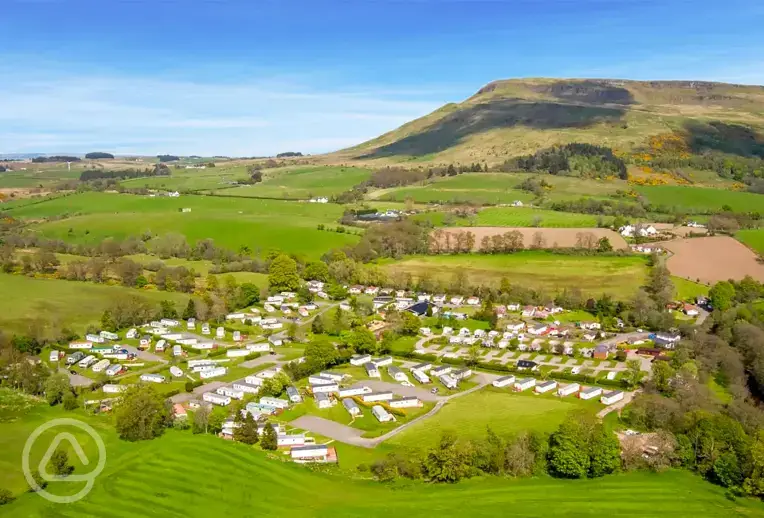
[244,375,265,386]
[233,382,261,394]
[172,345,183,357]
[199,367,227,379]
[364,362,381,378]
[431,365,452,377]
[85,334,106,344]
[215,327,225,339]
[372,356,393,367]
[66,351,86,365]
[216,386,244,400]
[338,386,371,398]
[233,331,242,342]
[606,371,617,381]
[343,398,361,416]
[277,434,305,447]
[513,378,536,392]
[169,366,184,378]
[388,366,407,382]
[312,382,339,394]
[246,343,271,353]
[100,331,119,341]
[308,374,333,385]
[155,339,166,352]
[126,328,138,339]
[371,405,394,423]
[535,380,557,394]
[176,337,197,346]
[227,349,250,358]
[91,359,111,373]
[103,384,126,394]
[319,371,346,382]
[260,396,290,409]
[257,367,282,379]
[362,392,394,403]
[412,370,431,384]
[579,386,603,400]
[187,319,196,329]
[105,364,123,377]
[601,390,624,405]
[411,362,432,372]
[140,373,165,383]
[201,324,211,335]
[160,319,179,327]
[350,354,372,366]
[286,386,302,403]
[315,392,334,409]
[203,392,231,406]
[192,341,214,350]
[451,368,472,380]
[69,341,93,350]
[49,350,60,362]
[492,375,516,388]
[389,397,422,408]
[557,383,580,397]
[78,355,97,368]
[290,444,329,463]
[439,374,458,389]
[139,336,151,348]
[246,402,276,417]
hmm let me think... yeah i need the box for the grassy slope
[2,395,762,518]
[382,252,649,298]
[0,273,189,333]
[212,166,372,199]
[636,185,764,213]
[120,165,250,191]
[332,78,764,165]
[738,229,764,255]
[6,192,357,258]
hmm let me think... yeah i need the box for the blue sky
[1,0,763,156]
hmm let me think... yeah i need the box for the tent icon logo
[22,418,106,504]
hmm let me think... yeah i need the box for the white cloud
[0,72,444,156]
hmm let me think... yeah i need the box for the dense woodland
[502,143,629,180]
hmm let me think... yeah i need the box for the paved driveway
[60,368,94,387]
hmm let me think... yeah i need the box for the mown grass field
[636,185,764,213]
[6,192,357,258]
[0,273,189,333]
[120,165,250,191]
[2,394,762,518]
[738,229,764,255]
[382,252,649,298]
[211,166,372,199]
[673,277,710,300]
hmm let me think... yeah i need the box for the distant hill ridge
[333,78,764,165]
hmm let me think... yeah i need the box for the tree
[49,447,74,477]
[709,281,736,311]
[304,261,330,282]
[311,314,325,335]
[44,372,70,406]
[548,414,592,478]
[744,431,764,496]
[422,432,474,483]
[193,405,210,434]
[62,391,79,411]
[237,283,260,308]
[304,337,338,371]
[400,312,421,336]
[100,309,117,332]
[28,469,47,492]
[623,359,644,388]
[348,327,377,354]
[182,298,196,320]
[268,254,300,292]
[235,412,259,445]
[0,488,14,505]
[115,384,171,441]
[588,428,621,477]
[261,423,278,450]
[597,237,613,253]
[158,300,178,319]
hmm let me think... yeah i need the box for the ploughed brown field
[659,236,764,283]
[435,227,628,250]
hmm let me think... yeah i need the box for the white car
[401,381,413,387]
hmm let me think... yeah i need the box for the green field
[0,273,188,333]
[210,166,372,199]
[673,277,710,300]
[389,389,594,446]
[382,252,649,298]
[6,192,357,258]
[738,229,764,255]
[0,164,83,189]
[415,207,606,228]
[636,185,764,213]
[120,165,250,191]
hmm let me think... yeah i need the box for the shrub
[0,488,14,505]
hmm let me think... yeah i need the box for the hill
[333,78,764,165]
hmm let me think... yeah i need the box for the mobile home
[601,390,624,405]
[535,380,557,394]
[579,386,603,400]
[199,367,227,379]
[513,378,536,392]
[492,375,516,388]
[105,364,123,377]
[216,386,244,400]
[203,392,231,406]
[91,359,111,373]
[78,355,97,368]
[338,386,371,398]
[371,405,394,422]
[140,373,165,383]
[439,374,458,390]
[412,370,430,384]
[103,384,126,394]
[389,397,422,408]
[260,396,290,409]
[286,386,302,403]
[557,383,580,397]
[343,398,361,416]
[362,391,393,403]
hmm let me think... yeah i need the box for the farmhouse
[277,434,306,447]
[601,390,625,405]
[372,405,394,423]
[364,362,381,378]
[286,386,302,403]
[412,370,431,384]
[514,378,536,391]
[350,354,372,366]
[363,391,394,403]
[203,392,231,406]
[260,396,289,409]
[291,444,333,463]
[343,398,362,416]
[388,365,407,382]
[315,392,334,409]
[439,374,458,389]
[338,386,371,398]
[535,380,557,394]
[431,365,452,377]
[492,375,516,388]
[389,397,422,408]
[579,386,603,400]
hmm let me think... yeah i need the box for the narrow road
[597,390,638,419]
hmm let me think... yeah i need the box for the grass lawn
[382,252,649,298]
[388,335,418,355]
[7,191,357,258]
[210,166,372,199]
[737,228,764,255]
[388,388,597,447]
[0,273,189,333]
[673,276,710,300]
[636,185,764,213]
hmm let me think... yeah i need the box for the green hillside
[334,78,764,165]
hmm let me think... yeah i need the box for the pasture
[6,192,357,258]
[120,165,250,191]
[636,185,764,213]
[0,273,189,333]
[211,166,372,199]
[1,405,761,518]
[382,252,649,298]
[738,229,764,255]
[415,207,606,228]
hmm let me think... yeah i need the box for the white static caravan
[286,386,302,403]
[216,386,244,400]
[203,392,231,406]
[260,396,290,409]
[412,370,430,384]
[451,368,473,381]
[362,392,393,403]
[290,444,329,463]
[431,365,452,377]
[245,343,271,353]
[389,397,422,409]
[606,371,617,381]
[364,362,380,378]
[372,356,393,367]
[215,327,225,339]
[100,331,119,341]
[69,341,93,350]
[140,373,165,383]
[232,382,260,395]
[557,383,581,397]
[85,334,106,344]
[49,350,60,362]
[155,339,166,352]
[160,319,179,328]
[535,380,558,394]
[102,384,126,394]
[343,398,361,416]
[277,434,305,447]
[191,341,214,350]
[78,355,97,368]
[187,319,196,330]
[233,331,242,342]
[338,386,372,398]
[244,375,265,387]
[513,378,536,392]
[199,367,227,379]
[170,366,184,378]
[126,328,138,339]
[439,374,458,390]
[315,392,334,409]
[227,349,250,358]
[309,374,334,385]
[601,390,624,405]
[172,345,183,357]
[579,386,603,400]
[318,371,346,382]
[371,405,394,423]
[411,362,432,373]
[91,359,111,373]
[492,375,516,388]
[176,337,198,346]
[312,382,339,394]
[105,364,123,377]
[350,354,372,366]
[388,366,407,382]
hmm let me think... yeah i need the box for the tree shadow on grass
[684,120,764,158]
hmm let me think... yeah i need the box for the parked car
[69,370,78,375]
[401,381,413,387]
[430,387,439,394]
